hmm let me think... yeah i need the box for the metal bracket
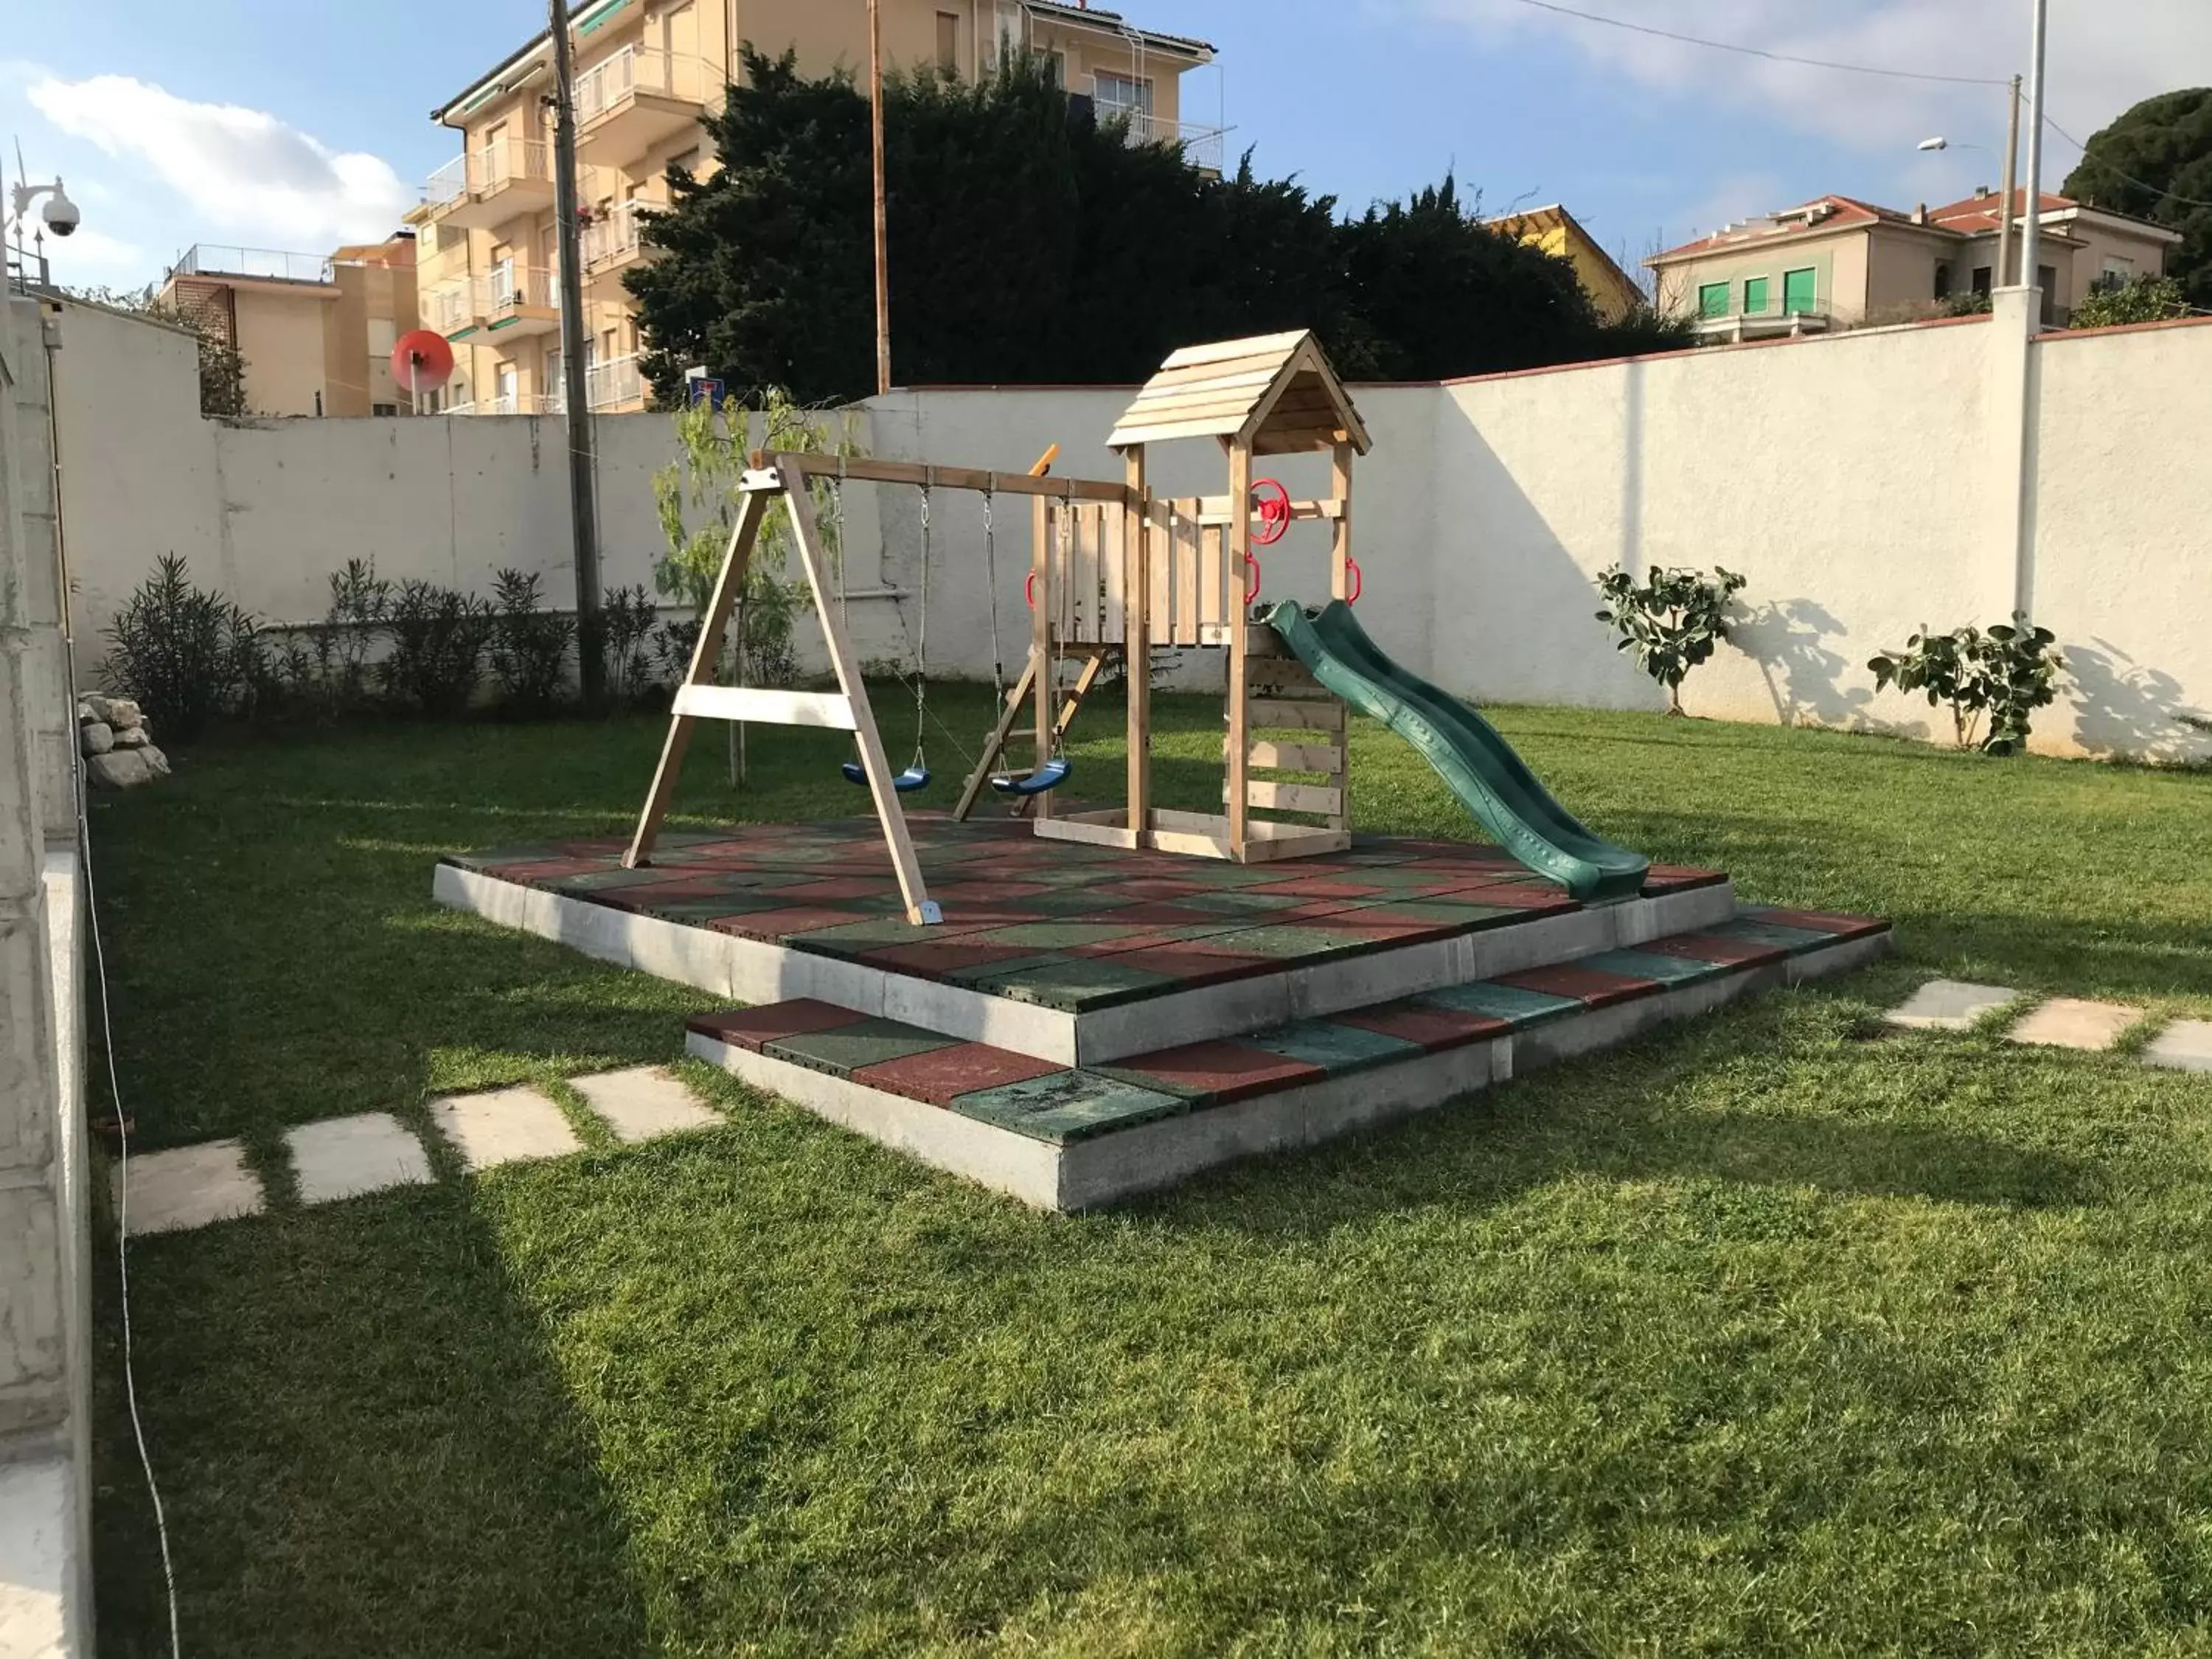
[739,468,787,493]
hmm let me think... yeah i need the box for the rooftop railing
[170,244,335,284]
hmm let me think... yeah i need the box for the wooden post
[1329,441,1354,601]
[1225,440,1253,860]
[783,477,938,922]
[1122,445,1150,837]
[1030,493,1054,823]
[869,0,891,397]
[625,487,773,868]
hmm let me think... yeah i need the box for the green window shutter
[1698,282,1730,319]
[1783,268,1817,314]
[1743,276,1770,314]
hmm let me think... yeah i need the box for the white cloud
[25,74,411,251]
[1412,0,2212,155]
[32,227,150,288]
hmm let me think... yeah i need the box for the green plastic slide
[1260,599,1650,903]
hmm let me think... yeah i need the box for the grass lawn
[89,686,2212,1655]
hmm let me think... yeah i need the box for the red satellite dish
[391,329,455,393]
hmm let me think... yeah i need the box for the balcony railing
[1093,105,1227,174]
[425,279,474,335]
[574,46,712,122]
[467,137,552,197]
[582,199,650,274]
[446,392,563,417]
[422,153,470,212]
[586,352,643,410]
[484,260,557,313]
[170,243,335,284]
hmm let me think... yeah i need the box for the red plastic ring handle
[1024,571,1037,610]
[1345,557,1363,605]
[1251,479,1292,546]
[1242,551,1262,606]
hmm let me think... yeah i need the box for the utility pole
[1997,74,2022,286]
[869,0,892,396]
[2018,0,2050,329]
[549,0,605,700]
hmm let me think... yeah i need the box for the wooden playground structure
[623,330,1371,925]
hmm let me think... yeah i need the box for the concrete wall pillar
[1987,286,2041,622]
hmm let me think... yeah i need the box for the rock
[80,722,114,756]
[113,726,149,749]
[87,749,151,790]
[76,700,97,725]
[80,695,112,726]
[142,745,171,779]
[107,698,144,730]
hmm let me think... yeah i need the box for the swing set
[622,330,1371,927]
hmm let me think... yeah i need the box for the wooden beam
[1031,492,1053,823]
[1124,445,1150,835]
[782,480,939,924]
[1245,740,1343,773]
[671,685,858,728]
[1104,413,1253,449]
[1241,779,1343,816]
[1247,698,1346,732]
[1160,330,1308,370]
[953,653,1037,820]
[624,486,771,869]
[1226,439,1253,861]
[759,451,1130,505]
[1331,440,1355,602]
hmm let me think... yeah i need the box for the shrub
[383,580,493,716]
[487,569,576,714]
[2071,274,2188,330]
[1868,618,2063,754]
[599,585,661,703]
[101,554,264,739]
[1593,564,1747,714]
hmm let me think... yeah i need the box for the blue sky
[6,0,2209,291]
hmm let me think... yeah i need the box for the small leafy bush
[383,580,493,716]
[487,569,576,714]
[2072,274,2187,330]
[1593,564,1747,714]
[651,616,703,687]
[1868,617,2063,754]
[101,554,264,739]
[599,585,661,703]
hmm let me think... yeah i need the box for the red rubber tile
[1102,1040,1324,1104]
[1104,946,1279,986]
[1749,908,1891,940]
[1462,885,1579,912]
[849,940,1040,979]
[851,1043,1065,1105]
[709,907,875,941]
[1640,932,1788,967]
[1332,1001,1509,1051]
[1490,962,1660,1007]
[687,999,864,1051]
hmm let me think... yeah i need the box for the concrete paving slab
[115,1139,264,1236]
[2143,1019,2212,1074]
[1885,978,2022,1032]
[572,1066,722,1143]
[288,1113,434,1205]
[2006,998,2143,1052]
[430,1086,582,1172]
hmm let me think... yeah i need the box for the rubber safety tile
[1415,980,1583,1027]
[1489,963,1661,1007]
[763,1017,961,1079]
[1332,1001,1510,1051]
[967,956,1180,1011]
[851,1042,1065,1106]
[846,940,1043,980]
[687,1000,866,1052]
[1702,918,1840,954]
[1577,948,1735,986]
[1634,931,1789,968]
[1243,1019,1423,1075]
[950,1071,1188,1144]
[1742,907,1891,941]
[709,907,881,942]
[1094,1040,1324,1106]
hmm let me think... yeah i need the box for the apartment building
[412,0,1220,416]
[156,234,421,416]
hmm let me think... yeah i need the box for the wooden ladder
[953,644,1116,821]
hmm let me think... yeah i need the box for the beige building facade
[156,236,422,417]
[411,0,1220,416]
[1649,190,2181,341]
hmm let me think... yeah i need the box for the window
[2096,255,2134,293]
[366,317,397,358]
[372,402,399,417]
[1934,264,1953,301]
[1094,71,1154,116]
[1782,268,1817,315]
[994,1,1025,66]
[2038,265,2058,324]
[1971,265,1993,296]
[420,389,443,414]
[1697,281,1730,319]
[1742,275,1770,314]
[936,11,959,69]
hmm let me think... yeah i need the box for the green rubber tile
[1705,918,1838,953]
[995,888,1148,917]
[942,952,1074,987]
[552,867,695,893]
[972,922,1152,951]
[1243,1019,1423,1075]
[1342,898,1521,928]
[968,956,1178,1011]
[1579,948,1733,986]
[1175,891,1317,916]
[789,915,1004,949]
[763,1017,960,1079]
[1416,980,1583,1027]
[1202,924,1371,961]
[626,893,792,922]
[950,1070,1188,1144]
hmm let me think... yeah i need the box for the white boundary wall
[49,295,2212,762]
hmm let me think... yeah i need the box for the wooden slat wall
[1200,525,1225,630]
[1172,502,1200,646]
[1099,503,1125,644]
[1071,506,1096,644]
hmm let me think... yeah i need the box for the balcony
[428,262,560,341]
[446,392,563,417]
[420,137,555,231]
[585,352,644,411]
[582,199,653,294]
[575,47,713,167]
[1092,100,1227,175]
[169,244,335,285]
[1691,305,1833,343]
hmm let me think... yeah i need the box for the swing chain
[913,479,931,772]
[981,484,1004,708]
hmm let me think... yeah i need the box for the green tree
[2062,88,2212,312]
[2070,272,2190,329]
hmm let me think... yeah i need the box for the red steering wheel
[1251,479,1292,547]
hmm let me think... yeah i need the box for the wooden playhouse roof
[1107,330,1371,457]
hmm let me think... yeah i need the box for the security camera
[43,181,80,237]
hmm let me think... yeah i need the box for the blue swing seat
[992,757,1071,797]
[843,761,931,793]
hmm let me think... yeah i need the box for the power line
[2042,114,2212,212]
[1500,0,2012,87]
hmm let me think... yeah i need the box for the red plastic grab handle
[1024,570,1037,610]
[1242,551,1262,606]
[1345,557,1363,605]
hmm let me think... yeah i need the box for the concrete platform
[436,817,1737,1066]
[689,909,1892,1211]
[286,1113,433,1206]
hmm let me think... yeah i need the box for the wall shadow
[1728,597,1880,731]
[2064,639,2212,765]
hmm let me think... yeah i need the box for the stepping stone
[572,1066,721,1143]
[2144,1019,2212,1074]
[288,1113,433,1205]
[2006,998,2143,1052]
[1885,979,2022,1032]
[115,1139,264,1236]
[431,1085,582,1172]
